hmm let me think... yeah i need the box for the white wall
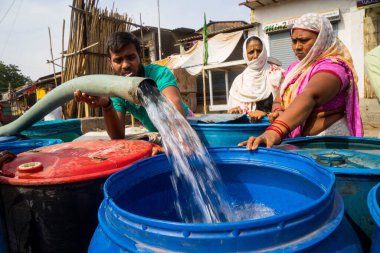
[252,0,365,97]
[253,0,355,24]
[339,9,365,98]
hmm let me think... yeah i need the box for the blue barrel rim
[103,147,335,228]
[368,183,380,228]
[97,192,344,252]
[189,121,270,128]
[96,147,347,252]
[28,118,81,127]
[0,138,64,154]
[0,139,63,148]
[188,114,270,128]
[282,136,380,145]
[188,114,270,127]
[281,136,380,175]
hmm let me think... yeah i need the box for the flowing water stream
[138,83,275,223]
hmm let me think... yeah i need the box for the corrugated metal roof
[34,72,62,86]
[131,26,172,33]
[172,27,196,34]
[195,20,249,33]
[239,0,285,10]
[178,23,257,43]
[15,84,36,96]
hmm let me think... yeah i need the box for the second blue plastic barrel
[89,148,362,252]
[21,119,82,142]
[368,183,380,253]
[280,136,380,246]
[0,139,63,154]
[189,115,269,147]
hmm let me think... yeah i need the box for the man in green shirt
[74,32,189,152]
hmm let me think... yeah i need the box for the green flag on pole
[203,13,208,66]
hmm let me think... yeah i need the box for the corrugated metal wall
[269,31,297,70]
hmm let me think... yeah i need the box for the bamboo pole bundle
[62,0,132,118]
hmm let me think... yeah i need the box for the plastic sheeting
[165,31,243,76]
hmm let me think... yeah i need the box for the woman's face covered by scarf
[243,36,268,70]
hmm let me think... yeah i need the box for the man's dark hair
[106,32,142,57]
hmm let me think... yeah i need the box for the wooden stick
[61,19,65,76]
[202,67,207,114]
[48,27,58,87]
[50,42,99,62]
[46,61,62,68]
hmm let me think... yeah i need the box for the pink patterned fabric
[285,58,363,137]
[280,13,363,138]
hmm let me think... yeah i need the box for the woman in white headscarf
[240,13,363,150]
[228,36,283,122]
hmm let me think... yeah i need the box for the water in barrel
[138,83,275,223]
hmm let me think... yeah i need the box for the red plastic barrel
[0,140,153,253]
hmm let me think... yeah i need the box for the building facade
[176,21,257,112]
[132,26,195,63]
[240,0,380,98]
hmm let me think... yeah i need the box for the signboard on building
[264,20,295,34]
[357,0,380,8]
[263,9,341,33]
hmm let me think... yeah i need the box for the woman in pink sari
[240,13,363,150]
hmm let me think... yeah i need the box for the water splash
[138,84,236,223]
[138,84,277,223]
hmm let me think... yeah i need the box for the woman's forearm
[103,108,125,139]
[276,93,316,133]
[271,94,283,112]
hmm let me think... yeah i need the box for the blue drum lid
[187,114,269,125]
[293,149,380,169]
[279,136,380,169]
[187,114,250,124]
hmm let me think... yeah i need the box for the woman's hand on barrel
[238,131,282,150]
[248,110,267,123]
[228,107,243,114]
[74,90,109,108]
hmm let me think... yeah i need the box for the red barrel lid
[0,140,153,185]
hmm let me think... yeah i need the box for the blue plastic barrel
[0,136,19,143]
[368,183,380,253]
[280,136,380,249]
[89,148,362,252]
[0,139,63,154]
[188,114,269,147]
[21,119,82,142]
